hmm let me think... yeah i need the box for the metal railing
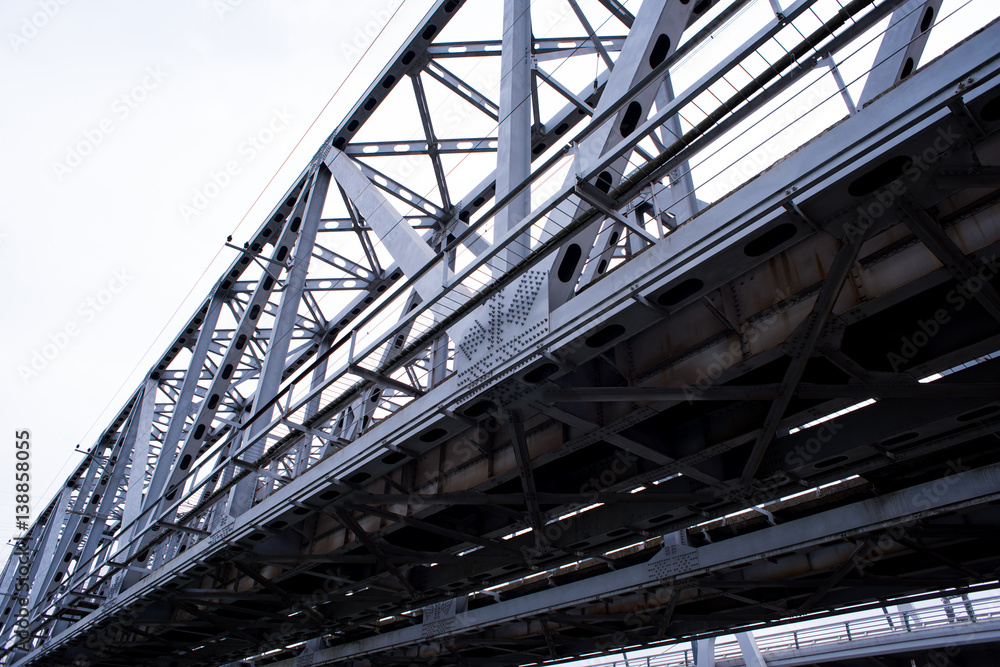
[582,593,1000,667]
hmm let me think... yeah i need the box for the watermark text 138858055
[14,429,31,531]
[12,430,32,651]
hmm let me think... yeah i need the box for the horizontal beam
[345,138,497,156]
[267,461,1000,665]
[426,37,627,58]
[541,383,1000,402]
[348,365,425,397]
[341,491,715,505]
[153,521,211,537]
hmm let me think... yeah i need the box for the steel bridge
[4,0,1000,665]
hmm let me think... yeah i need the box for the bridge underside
[5,1,1000,666]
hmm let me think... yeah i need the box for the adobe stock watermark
[251,412,503,652]
[920,642,964,667]
[10,534,35,654]
[7,0,72,52]
[178,108,293,224]
[595,585,677,653]
[520,449,637,564]
[853,458,970,574]
[843,125,962,243]
[705,75,841,199]
[716,418,845,509]
[379,64,501,188]
[17,269,134,384]
[211,0,243,20]
[70,608,140,666]
[51,66,168,182]
[340,0,404,62]
[681,288,791,402]
[887,254,1000,371]
[829,117,991,373]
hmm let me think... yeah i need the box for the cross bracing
[4,0,1000,666]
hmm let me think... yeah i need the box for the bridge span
[4,0,1000,665]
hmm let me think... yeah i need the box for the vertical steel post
[113,306,222,592]
[656,74,700,224]
[495,0,533,268]
[547,0,693,309]
[228,165,332,517]
[695,636,717,667]
[859,0,943,106]
[139,293,225,513]
[736,632,769,666]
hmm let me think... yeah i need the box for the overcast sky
[0,0,996,619]
[0,0,443,562]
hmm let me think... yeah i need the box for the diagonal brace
[797,541,868,612]
[575,179,659,244]
[411,73,452,210]
[899,196,1000,324]
[330,508,419,598]
[233,561,327,624]
[507,410,546,548]
[348,364,425,397]
[567,0,615,70]
[740,226,867,485]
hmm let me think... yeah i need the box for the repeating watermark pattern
[521,450,637,564]
[715,418,846,510]
[853,458,970,574]
[385,68,502,186]
[211,0,243,20]
[11,428,33,653]
[178,108,293,224]
[51,66,168,182]
[7,0,72,52]
[888,254,1000,371]
[340,0,404,62]
[247,417,501,650]
[919,639,963,667]
[17,269,134,384]
[248,411,640,651]
[596,585,676,653]
[706,75,842,199]
[681,288,792,402]
[687,123,969,505]
[783,420,845,469]
[70,608,139,666]
[843,125,961,243]
[684,127,967,404]
[832,121,993,373]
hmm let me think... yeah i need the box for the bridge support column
[736,631,769,666]
[694,636,716,667]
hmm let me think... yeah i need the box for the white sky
[0,0,443,562]
[0,0,997,657]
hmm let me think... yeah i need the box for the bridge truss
[4,0,1000,665]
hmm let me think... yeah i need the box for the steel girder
[3,0,1000,665]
